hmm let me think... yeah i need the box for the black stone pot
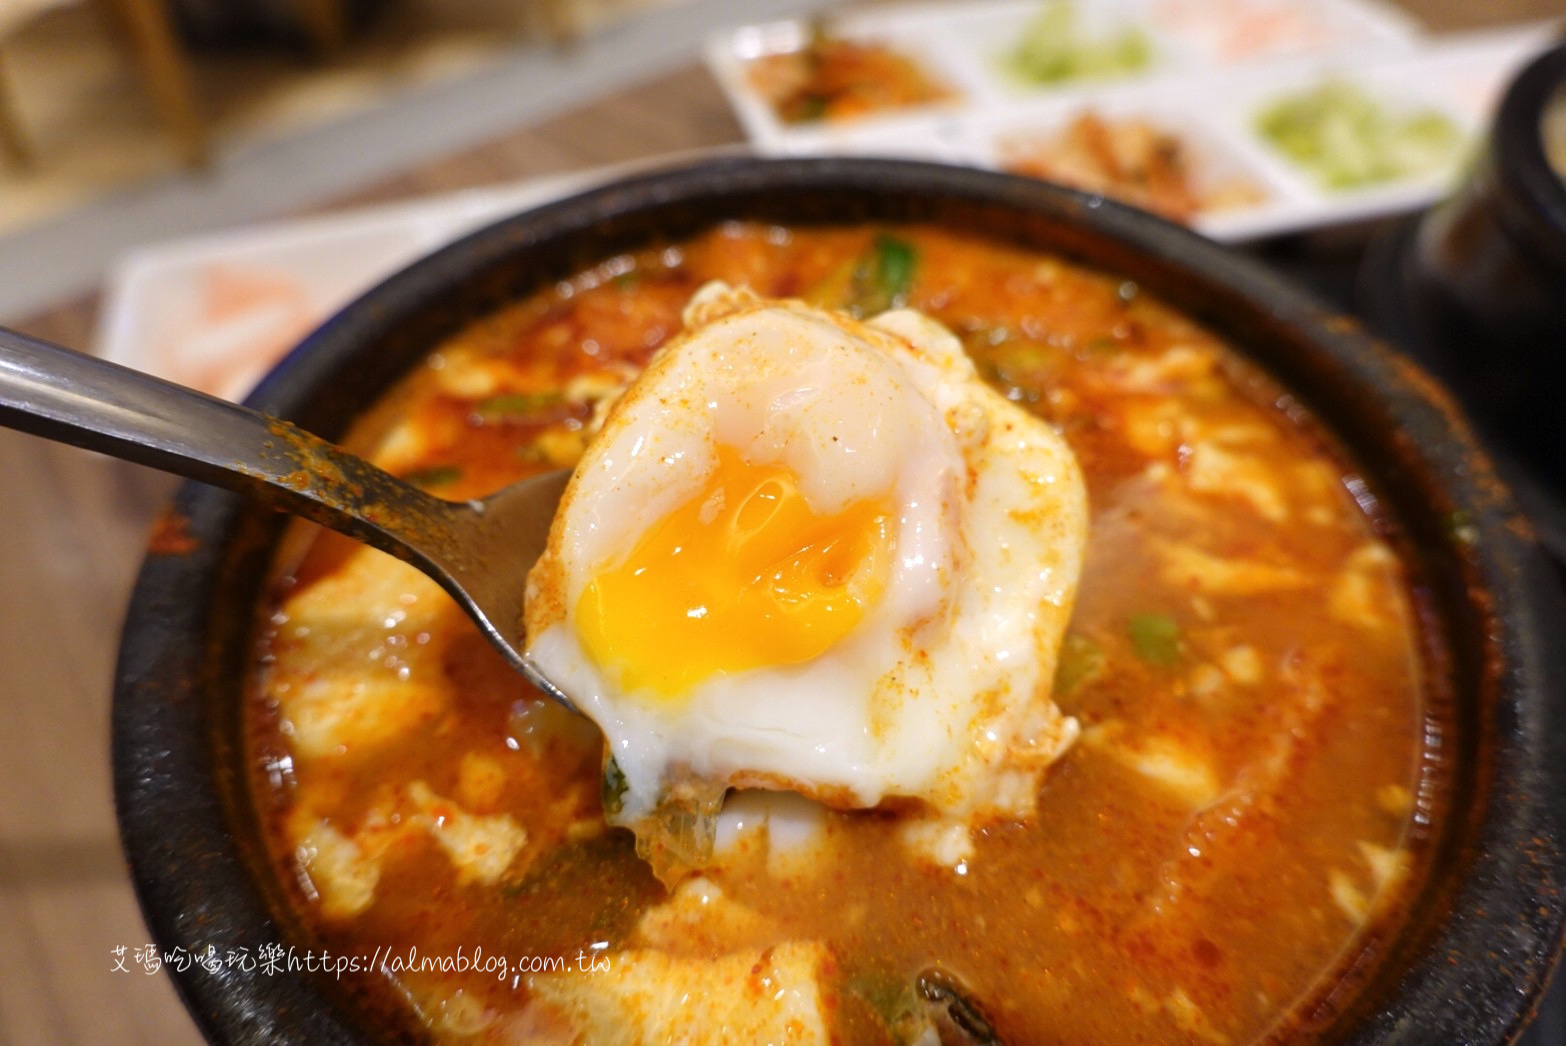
[112,157,1566,1043]
[1361,42,1566,559]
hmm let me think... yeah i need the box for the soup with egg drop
[249,223,1439,1043]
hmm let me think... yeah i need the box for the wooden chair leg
[111,0,208,169]
[0,50,33,170]
[292,0,346,56]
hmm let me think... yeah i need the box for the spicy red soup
[249,223,1439,1043]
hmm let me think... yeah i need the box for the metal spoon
[0,326,575,709]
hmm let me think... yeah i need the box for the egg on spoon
[524,282,1086,868]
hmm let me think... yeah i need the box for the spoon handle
[0,325,460,562]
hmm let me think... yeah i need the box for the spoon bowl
[0,326,574,708]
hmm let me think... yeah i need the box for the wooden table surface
[1,2,1558,1041]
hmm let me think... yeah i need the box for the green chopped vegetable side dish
[1254,81,1463,191]
[1000,2,1153,88]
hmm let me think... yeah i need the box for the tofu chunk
[636,876,779,955]
[271,547,457,758]
[525,941,834,1045]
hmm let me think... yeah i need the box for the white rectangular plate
[704,1,1560,242]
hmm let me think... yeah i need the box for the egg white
[524,282,1085,827]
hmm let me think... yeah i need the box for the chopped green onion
[473,391,564,421]
[1054,633,1105,695]
[872,234,917,304]
[1129,612,1182,667]
[984,339,1054,379]
[846,968,920,1035]
[601,757,628,817]
[846,233,919,316]
[400,464,462,489]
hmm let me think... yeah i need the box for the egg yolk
[576,445,893,699]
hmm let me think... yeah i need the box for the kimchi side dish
[746,33,957,124]
[249,223,1441,1043]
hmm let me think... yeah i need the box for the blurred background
[1,0,1561,1042]
[0,0,842,323]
